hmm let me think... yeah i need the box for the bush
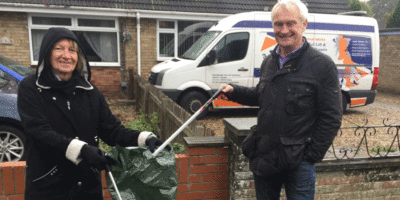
[100,110,186,154]
[125,110,160,136]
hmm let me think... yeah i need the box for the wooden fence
[133,74,215,143]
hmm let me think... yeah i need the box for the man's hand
[219,84,234,100]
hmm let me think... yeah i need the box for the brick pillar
[0,161,26,200]
[177,136,230,200]
[223,117,257,199]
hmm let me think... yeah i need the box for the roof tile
[0,0,352,14]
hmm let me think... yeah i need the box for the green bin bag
[105,145,177,200]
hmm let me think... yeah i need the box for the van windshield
[180,31,221,60]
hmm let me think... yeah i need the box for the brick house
[0,0,351,96]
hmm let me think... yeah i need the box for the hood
[36,27,92,90]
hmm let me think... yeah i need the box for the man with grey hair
[219,0,342,199]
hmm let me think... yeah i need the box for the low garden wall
[0,137,230,200]
[2,118,400,199]
[224,117,400,200]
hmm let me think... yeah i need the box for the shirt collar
[275,38,305,59]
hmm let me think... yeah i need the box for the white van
[149,11,380,117]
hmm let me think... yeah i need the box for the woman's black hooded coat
[17,27,143,199]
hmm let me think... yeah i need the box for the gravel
[199,91,400,136]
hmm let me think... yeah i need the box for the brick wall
[177,140,230,199]
[0,137,230,200]
[118,17,159,79]
[0,162,25,200]
[90,67,123,98]
[378,31,400,93]
[0,12,30,67]
[3,136,400,199]
[224,117,400,200]
[139,18,159,78]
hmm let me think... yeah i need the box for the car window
[0,77,8,89]
[0,56,34,76]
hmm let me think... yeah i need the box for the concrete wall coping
[183,136,230,148]
[316,156,400,172]
[223,117,257,136]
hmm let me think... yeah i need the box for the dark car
[0,55,33,162]
[0,83,25,162]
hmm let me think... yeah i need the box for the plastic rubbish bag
[105,145,177,200]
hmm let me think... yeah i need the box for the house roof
[1,0,352,15]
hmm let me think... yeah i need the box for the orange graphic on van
[337,35,368,88]
[261,37,277,51]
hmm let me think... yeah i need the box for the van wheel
[0,125,26,162]
[342,93,347,114]
[180,91,208,119]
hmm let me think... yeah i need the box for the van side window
[213,32,249,63]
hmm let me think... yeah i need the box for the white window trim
[28,14,120,67]
[157,20,178,61]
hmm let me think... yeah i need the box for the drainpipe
[136,12,141,76]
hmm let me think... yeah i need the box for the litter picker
[152,87,225,157]
[105,164,123,200]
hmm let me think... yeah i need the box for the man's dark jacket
[17,28,141,199]
[229,39,342,177]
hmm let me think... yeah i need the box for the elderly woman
[17,27,168,200]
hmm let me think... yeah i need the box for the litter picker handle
[102,150,123,200]
[152,87,225,157]
[105,164,123,200]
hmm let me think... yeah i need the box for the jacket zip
[67,100,70,110]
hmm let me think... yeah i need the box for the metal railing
[327,118,400,160]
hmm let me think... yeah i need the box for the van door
[253,14,274,87]
[205,31,253,89]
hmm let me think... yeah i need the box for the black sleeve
[228,84,259,106]
[95,88,141,147]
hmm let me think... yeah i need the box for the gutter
[0,2,229,20]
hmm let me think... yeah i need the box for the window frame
[156,20,178,61]
[28,14,120,67]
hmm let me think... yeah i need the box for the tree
[360,2,374,17]
[386,0,400,28]
[349,0,362,11]
[347,0,373,17]
[368,0,398,29]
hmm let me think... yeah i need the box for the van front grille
[148,72,158,85]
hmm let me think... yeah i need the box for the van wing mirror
[208,50,217,64]
[198,50,218,67]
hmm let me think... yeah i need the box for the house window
[29,15,120,66]
[157,20,215,61]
